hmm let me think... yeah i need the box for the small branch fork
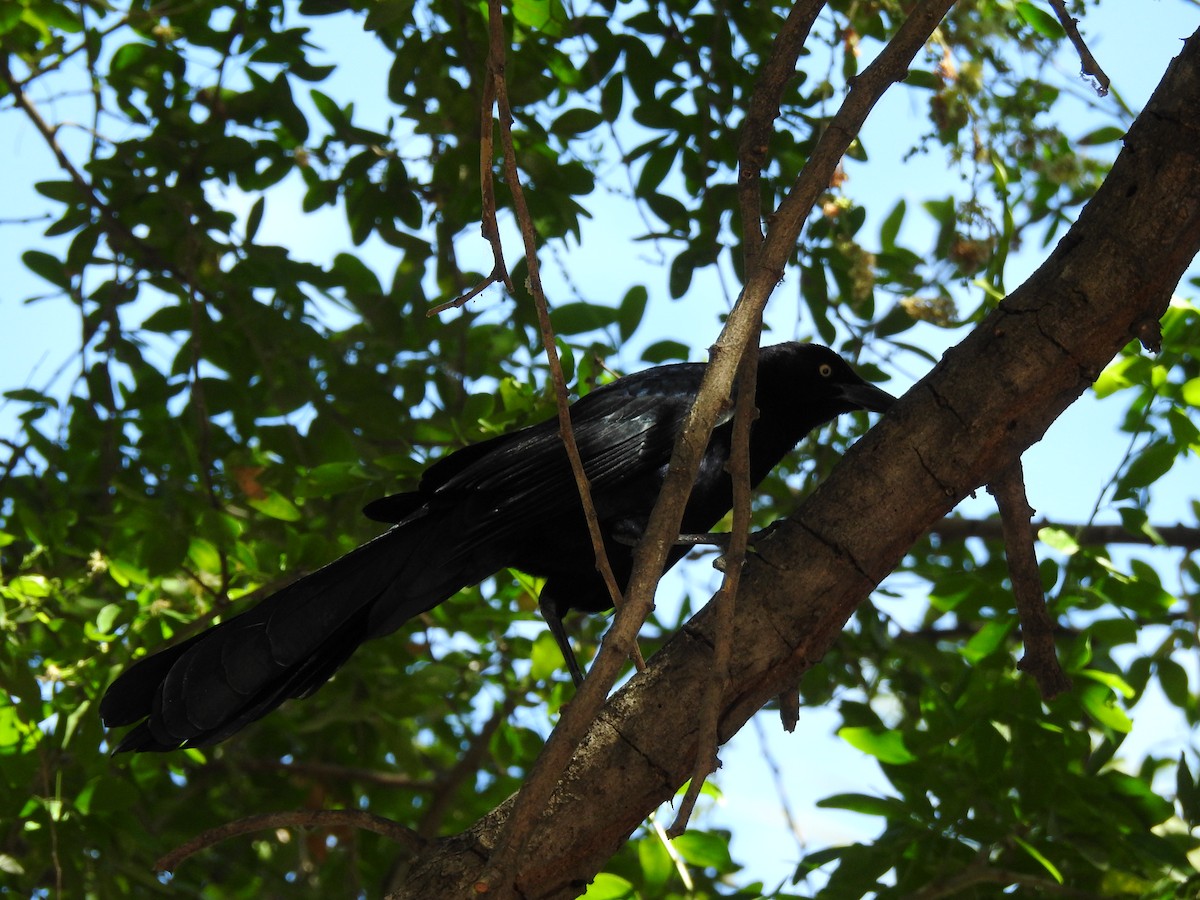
[988,460,1071,699]
[427,60,514,317]
[1046,0,1111,96]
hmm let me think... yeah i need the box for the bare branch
[737,0,826,264]
[1047,0,1111,96]
[928,517,1200,552]
[427,63,514,317]
[988,462,1071,699]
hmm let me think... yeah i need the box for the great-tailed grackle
[99,342,893,752]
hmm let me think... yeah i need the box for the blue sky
[2,2,1198,893]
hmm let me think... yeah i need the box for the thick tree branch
[388,27,1200,898]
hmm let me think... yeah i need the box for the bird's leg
[674,532,731,548]
[611,518,732,550]
[539,594,586,686]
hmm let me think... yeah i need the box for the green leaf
[2,389,58,408]
[513,0,568,37]
[637,143,677,195]
[1013,836,1063,883]
[879,199,905,251]
[1078,668,1135,699]
[1176,754,1200,827]
[294,462,370,498]
[248,490,302,522]
[903,70,942,90]
[1119,440,1176,493]
[140,304,191,334]
[641,340,690,363]
[95,604,120,635]
[637,834,674,894]
[1038,526,1079,555]
[0,853,25,876]
[1180,377,1200,408]
[617,285,647,343]
[22,250,70,289]
[310,89,348,131]
[550,301,619,336]
[1078,125,1125,146]
[245,195,265,242]
[961,618,1013,663]
[1015,2,1065,39]
[837,726,917,764]
[1093,354,1148,397]
[6,575,51,599]
[530,631,566,682]
[581,873,633,899]
[600,75,624,121]
[817,792,908,818]
[672,831,735,872]
[1079,682,1133,733]
[552,108,604,136]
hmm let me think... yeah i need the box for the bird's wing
[425,364,713,540]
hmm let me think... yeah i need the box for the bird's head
[763,342,896,418]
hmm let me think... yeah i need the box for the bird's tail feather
[101,520,482,753]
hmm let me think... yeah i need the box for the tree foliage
[1,0,1199,896]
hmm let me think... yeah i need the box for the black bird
[100,342,893,752]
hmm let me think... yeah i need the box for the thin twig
[737,0,826,267]
[153,809,427,873]
[752,716,807,850]
[427,267,507,316]
[988,461,1071,699]
[483,0,632,651]
[1046,0,1110,96]
[668,334,760,837]
[427,63,514,318]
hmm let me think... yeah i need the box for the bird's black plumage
[99,342,893,752]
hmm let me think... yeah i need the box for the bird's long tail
[100,515,482,753]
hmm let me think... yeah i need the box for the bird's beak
[837,382,896,414]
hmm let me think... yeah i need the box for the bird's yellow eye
[818,363,833,377]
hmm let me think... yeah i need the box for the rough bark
[387,29,1200,900]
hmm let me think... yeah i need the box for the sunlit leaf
[838,726,917,764]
